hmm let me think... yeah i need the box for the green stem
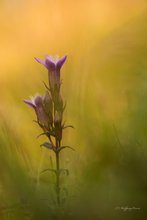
[55,140,60,205]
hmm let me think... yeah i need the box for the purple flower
[35,55,67,92]
[23,94,51,130]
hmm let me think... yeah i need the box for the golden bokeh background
[0,0,147,219]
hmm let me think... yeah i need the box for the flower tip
[23,99,28,104]
[63,53,68,60]
[61,54,67,62]
[34,57,41,63]
[34,57,45,66]
[23,99,35,108]
[56,55,67,70]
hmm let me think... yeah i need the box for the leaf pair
[40,142,75,153]
[40,168,69,176]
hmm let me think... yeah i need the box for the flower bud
[54,111,62,141]
[43,91,53,114]
[54,111,62,124]
[33,95,49,128]
[54,94,64,113]
[24,94,52,131]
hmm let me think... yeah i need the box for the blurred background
[0,0,147,219]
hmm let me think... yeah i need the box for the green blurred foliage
[0,0,147,219]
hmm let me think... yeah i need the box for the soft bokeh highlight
[0,0,147,219]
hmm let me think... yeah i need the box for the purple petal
[45,56,56,71]
[34,95,43,106]
[56,55,67,70]
[23,99,35,108]
[34,57,45,66]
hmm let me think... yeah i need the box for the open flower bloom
[23,94,51,130]
[35,55,67,92]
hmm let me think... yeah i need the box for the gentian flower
[35,55,67,93]
[23,94,52,131]
[23,54,73,206]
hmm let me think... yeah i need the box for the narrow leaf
[40,169,56,175]
[40,142,54,150]
[37,132,50,138]
[58,146,75,152]
[63,125,74,129]
[42,81,50,91]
